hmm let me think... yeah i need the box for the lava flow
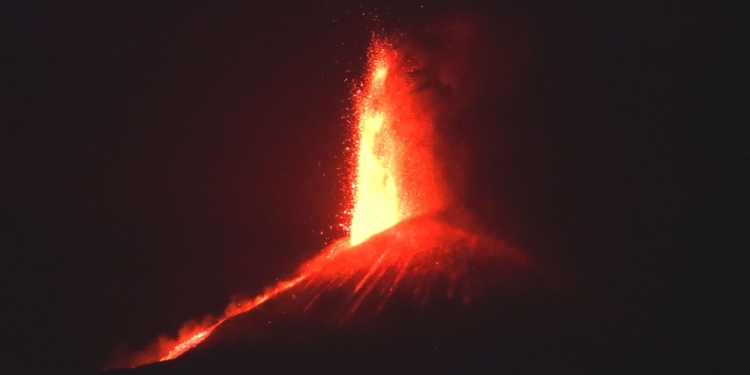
[111,37,528,369]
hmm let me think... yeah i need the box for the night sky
[1,1,744,374]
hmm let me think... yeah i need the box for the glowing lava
[155,275,307,361]
[349,41,444,245]
[349,54,401,245]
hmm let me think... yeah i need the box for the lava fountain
[110,37,528,370]
[349,40,444,245]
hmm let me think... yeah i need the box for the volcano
[103,36,584,374]
[4,2,725,373]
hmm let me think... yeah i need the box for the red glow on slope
[110,36,524,369]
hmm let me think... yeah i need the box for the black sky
[1,1,744,374]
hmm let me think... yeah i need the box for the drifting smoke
[108,27,529,369]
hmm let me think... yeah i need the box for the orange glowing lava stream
[160,275,307,361]
[133,38,443,366]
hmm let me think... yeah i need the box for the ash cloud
[391,14,533,235]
